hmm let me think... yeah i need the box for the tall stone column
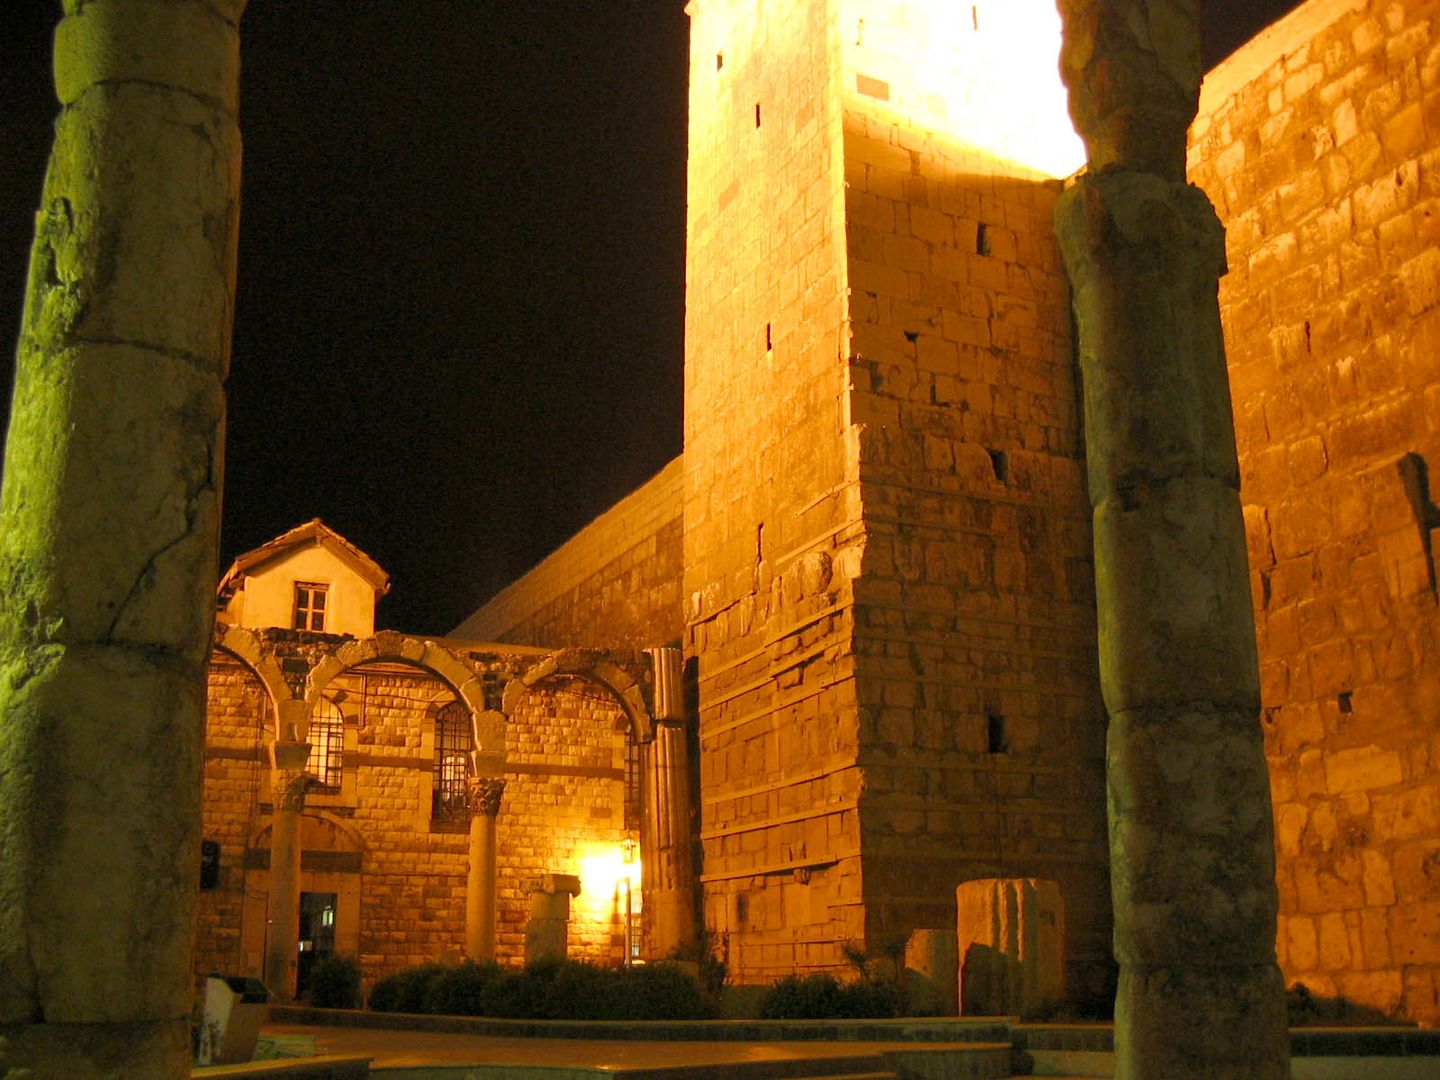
[264,745,312,1002]
[640,718,697,957]
[1052,3,1287,1077]
[465,778,506,962]
[0,2,244,1077]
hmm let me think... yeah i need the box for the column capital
[469,776,506,818]
[274,767,314,813]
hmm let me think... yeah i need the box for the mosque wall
[1189,0,1440,1024]
[450,455,684,650]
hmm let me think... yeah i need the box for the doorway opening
[296,891,337,999]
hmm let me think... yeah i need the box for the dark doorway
[296,891,337,999]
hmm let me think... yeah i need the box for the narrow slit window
[755,102,762,128]
[986,712,1008,754]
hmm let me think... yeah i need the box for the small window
[433,701,472,822]
[293,582,328,631]
[306,698,345,793]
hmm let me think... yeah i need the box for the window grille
[433,700,472,822]
[624,737,642,833]
[306,698,344,793]
[293,582,328,631]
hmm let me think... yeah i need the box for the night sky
[1,1,1300,634]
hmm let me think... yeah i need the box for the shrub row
[758,972,905,1019]
[367,958,720,1020]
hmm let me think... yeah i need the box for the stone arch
[303,629,502,758]
[213,624,292,740]
[247,807,366,856]
[502,648,654,742]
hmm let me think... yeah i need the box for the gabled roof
[216,518,391,604]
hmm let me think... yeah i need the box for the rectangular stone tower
[683,0,1110,993]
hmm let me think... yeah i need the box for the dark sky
[1,1,1299,634]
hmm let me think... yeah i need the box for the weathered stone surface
[904,928,959,1016]
[0,651,205,1021]
[1057,0,1203,177]
[1189,0,1440,1026]
[0,1,243,1075]
[956,878,1064,1019]
[0,1018,191,1080]
[524,874,582,964]
[1056,2,1287,1074]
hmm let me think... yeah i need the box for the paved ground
[262,1022,1001,1071]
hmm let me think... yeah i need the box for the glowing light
[577,842,640,906]
[842,0,1085,179]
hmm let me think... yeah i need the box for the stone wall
[451,456,684,649]
[197,654,634,993]
[1188,0,1440,1025]
[195,658,270,982]
[839,0,1109,998]
[684,0,870,980]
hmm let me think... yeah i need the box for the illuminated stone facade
[465,0,1440,1026]
[197,526,662,998]
[1189,0,1440,1025]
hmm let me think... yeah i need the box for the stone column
[264,744,312,1002]
[0,2,244,1077]
[640,717,698,957]
[1052,3,1287,1077]
[956,878,1064,1019]
[465,777,506,962]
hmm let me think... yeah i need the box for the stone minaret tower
[682,0,1111,994]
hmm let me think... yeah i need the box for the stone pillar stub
[904,928,959,1016]
[1054,3,1288,1075]
[275,698,310,744]
[956,878,1064,1020]
[0,0,243,1075]
[524,874,581,965]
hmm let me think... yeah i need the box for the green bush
[307,954,362,1009]
[544,959,622,1019]
[834,977,902,1018]
[367,963,448,1013]
[367,957,720,1020]
[760,973,843,1019]
[623,961,721,1020]
[478,959,563,1018]
[668,930,728,997]
[758,971,902,1019]
[423,961,503,1016]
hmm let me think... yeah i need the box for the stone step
[585,1044,1012,1080]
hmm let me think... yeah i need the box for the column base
[0,1018,190,1080]
[1115,963,1289,1080]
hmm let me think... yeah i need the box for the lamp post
[622,837,637,967]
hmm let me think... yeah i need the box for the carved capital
[275,767,314,812]
[469,776,506,817]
